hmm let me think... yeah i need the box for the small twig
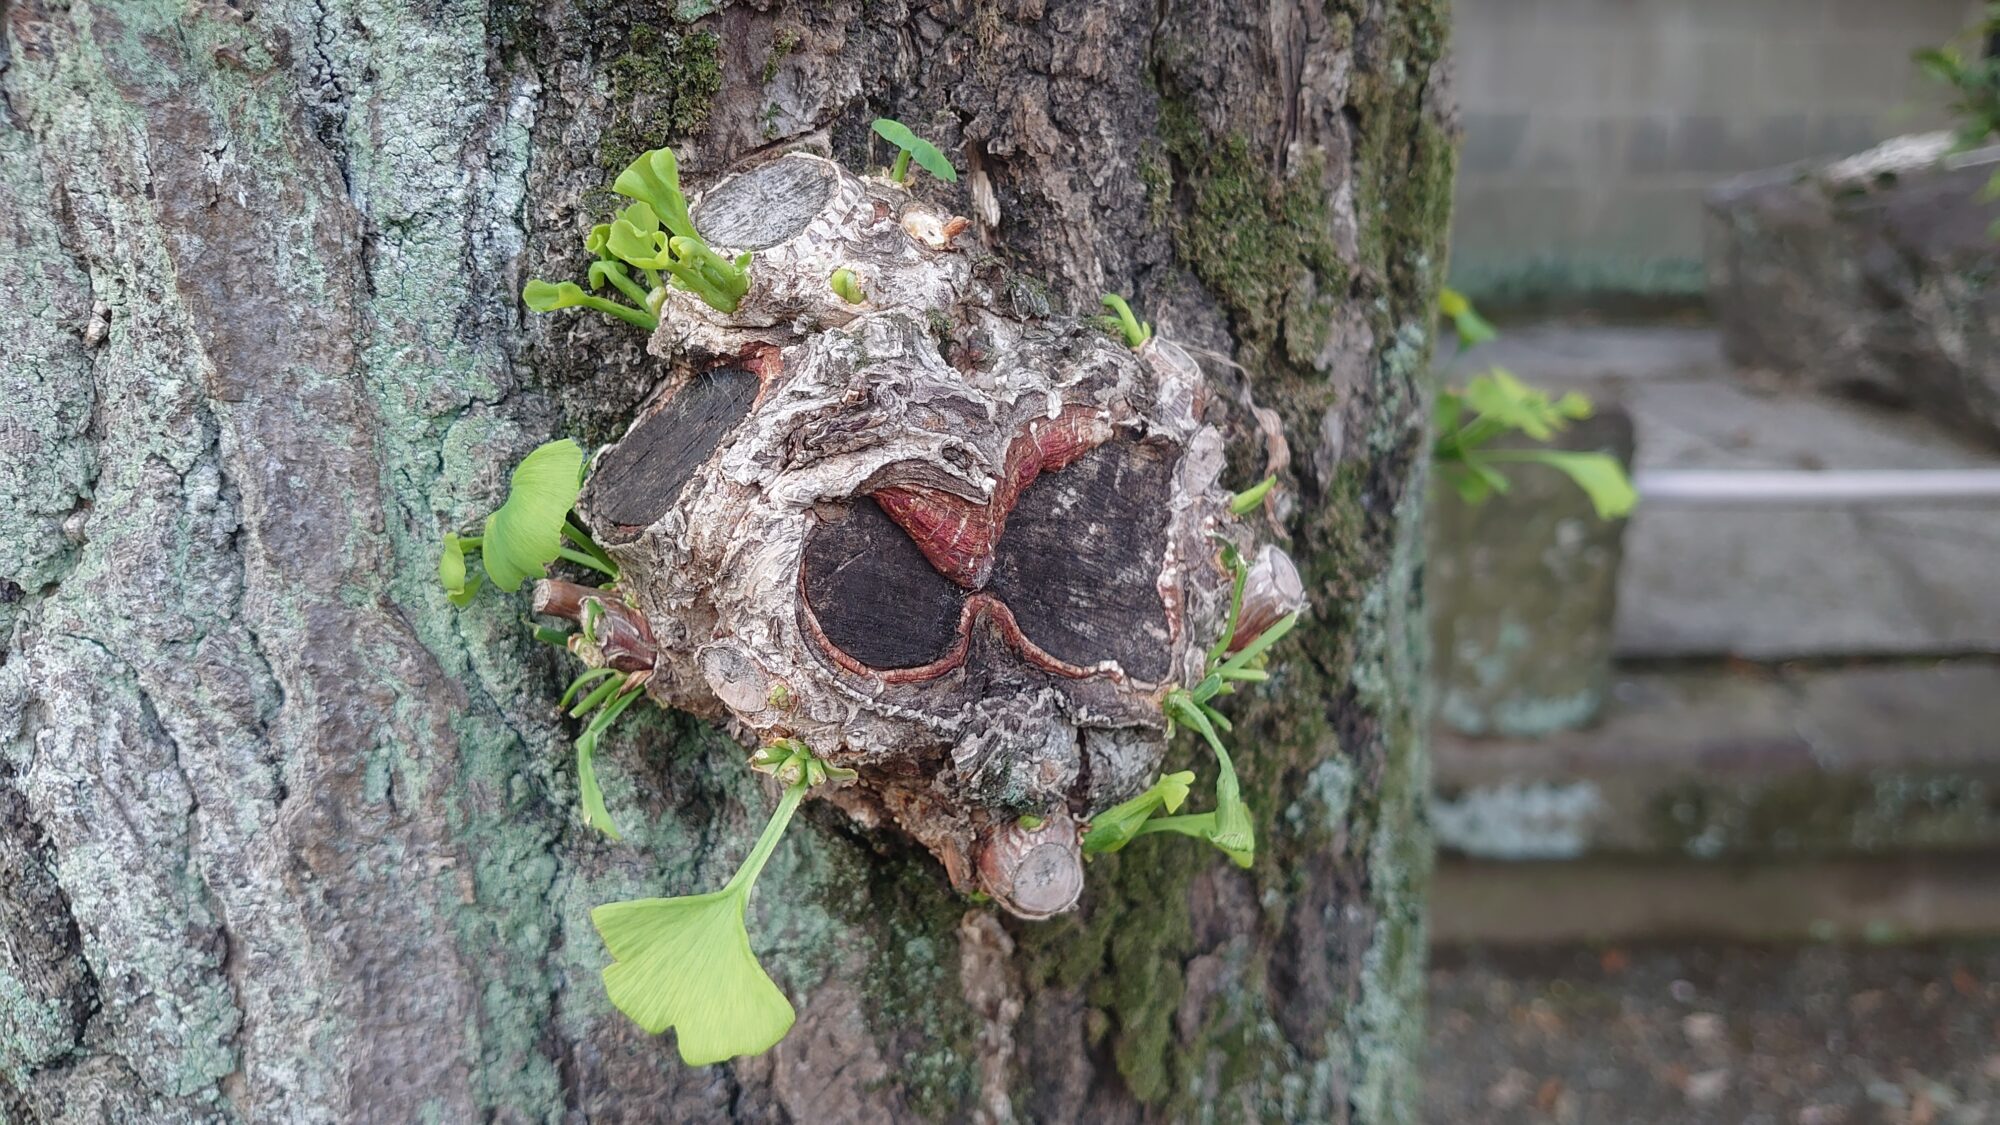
[532,580,657,673]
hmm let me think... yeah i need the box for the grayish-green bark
[0,1,1450,1121]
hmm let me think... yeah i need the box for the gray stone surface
[1433,855,2000,946]
[1450,321,2000,658]
[1450,0,1966,304]
[1428,411,1634,737]
[1427,942,2000,1122]
[1708,132,2000,447]
[1433,661,2000,862]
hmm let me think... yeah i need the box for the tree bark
[0,1,1452,1121]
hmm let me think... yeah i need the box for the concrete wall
[1450,0,1975,306]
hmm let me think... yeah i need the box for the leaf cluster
[1083,543,1299,867]
[1431,292,1637,520]
[1914,6,2000,231]
[1916,5,2000,154]
[524,146,753,329]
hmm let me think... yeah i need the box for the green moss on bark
[1156,99,1348,369]
[598,26,722,177]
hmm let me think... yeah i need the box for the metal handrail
[1635,469,2000,505]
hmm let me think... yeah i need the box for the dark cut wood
[988,440,1175,682]
[802,496,967,670]
[584,368,758,531]
[689,155,838,250]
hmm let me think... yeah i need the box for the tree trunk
[0,1,1451,1121]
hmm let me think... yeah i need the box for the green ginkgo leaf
[481,439,586,592]
[523,279,658,329]
[437,532,486,607]
[613,147,698,241]
[608,219,671,270]
[1439,286,1497,350]
[439,531,470,591]
[594,781,807,1064]
[1229,476,1276,516]
[1485,449,1638,519]
[870,118,958,183]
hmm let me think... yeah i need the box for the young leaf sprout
[870,118,959,184]
[1096,293,1153,348]
[1080,542,1303,868]
[829,267,865,304]
[524,146,754,326]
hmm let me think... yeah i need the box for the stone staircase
[1432,320,2000,942]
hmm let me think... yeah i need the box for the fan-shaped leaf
[594,782,806,1064]
[870,118,958,183]
[481,439,586,592]
[613,148,697,240]
[1493,449,1638,519]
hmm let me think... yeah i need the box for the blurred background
[1423,3,2000,1121]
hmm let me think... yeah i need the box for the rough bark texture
[0,1,1451,1122]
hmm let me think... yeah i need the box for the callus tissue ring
[569,151,1299,917]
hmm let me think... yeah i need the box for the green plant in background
[524,145,753,327]
[870,118,959,184]
[1916,4,2000,230]
[1095,292,1154,348]
[1432,288,1638,520]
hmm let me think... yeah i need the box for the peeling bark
[0,0,1449,1121]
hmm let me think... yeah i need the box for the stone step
[1445,322,2000,659]
[1431,855,2000,945]
[1432,662,2000,862]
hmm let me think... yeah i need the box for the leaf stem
[556,546,618,577]
[725,782,808,897]
[570,673,625,718]
[561,520,619,578]
[890,149,912,183]
[599,264,653,306]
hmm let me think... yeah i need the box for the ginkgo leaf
[522,279,658,329]
[593,781,807,1064]
[1439,286,1497,349]
[594,888,794,1065]
[870,118,958,183]
[1441,458,1510,506]
[1464,369,1560,441]
[1230,476,1276,516]
[613,148,698,241]
[1488,449,1639,519]
[481,439,586,592]
[439,531,470,592]
[608,220,671,270]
